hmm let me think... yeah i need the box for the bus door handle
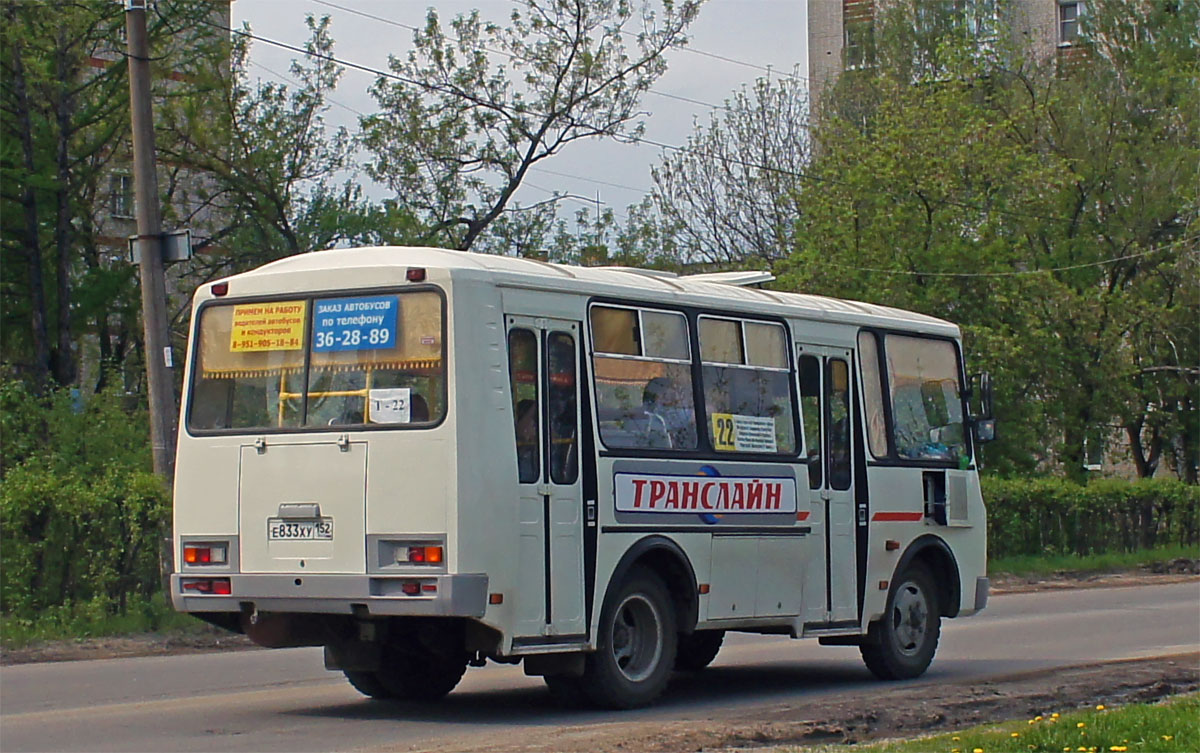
[536,483,551,497]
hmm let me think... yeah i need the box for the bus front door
[507,317,586,642]
[797,345,859,627]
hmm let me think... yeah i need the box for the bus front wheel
[582,566,677,709]
[860,563,941,681]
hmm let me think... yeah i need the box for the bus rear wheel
[344,627,468,702]
[581,566,677,709]
[343,669,394,699]
[674,629,724,671]
[860,563,940,680]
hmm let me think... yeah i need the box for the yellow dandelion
[1035,715,1044,722]
[1096,704,1106,710]
[973,748,984,753]
[1077,722,1087,728]
[1011,732,1021,738]
[1029,719,1037,725]
[1110,747,1128,752]
[952,749,961,753]
[1052,713,1061,719]
[953,737,961,742]
[1162,736,1174,741]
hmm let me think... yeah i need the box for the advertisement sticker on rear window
[313,295,397,352]
[229,300,306,352]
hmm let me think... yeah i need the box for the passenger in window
[515,399,539,481]
[641,376,697,450]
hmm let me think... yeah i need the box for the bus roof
[219,246,960,337]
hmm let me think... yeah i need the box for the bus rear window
[188,291,445,431]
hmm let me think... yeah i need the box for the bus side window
[827,359,852,491]
[798,354,822,489]
[547,332,578,485]
[508,329,540,483]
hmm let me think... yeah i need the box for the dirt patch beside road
[418,654,1199,753]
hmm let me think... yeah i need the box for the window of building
[590,305,697,451]
[884,335,966,463]
[110,174,133,218]
[699,317,796,455]
[844,21,875,70]
[1059,1,1082,45]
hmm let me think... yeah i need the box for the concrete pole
[125,1,177,482]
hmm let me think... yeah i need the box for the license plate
[267,517,333,541]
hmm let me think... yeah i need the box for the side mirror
[967,371,994,421]
[974,418,997,444]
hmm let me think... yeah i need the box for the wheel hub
[891,581,928,656]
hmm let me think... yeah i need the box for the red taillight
[183,544,227,565]
[406,267,426,282]
[211,281,229,296]
[401,581,421,596]
[182,578,231,595]
[399,545,443,564]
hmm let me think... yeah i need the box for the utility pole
[125,0,178,482]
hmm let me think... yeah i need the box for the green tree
[360,0,700,252]
[1,0,223,389]
[780,0,1198,481]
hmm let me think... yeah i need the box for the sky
[232,0,809,222]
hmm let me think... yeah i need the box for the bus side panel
[449,280,518,642]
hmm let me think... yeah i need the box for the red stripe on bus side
[872,512,924,522]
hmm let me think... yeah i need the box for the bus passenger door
[507,318,586,641]
[797,345,859,627]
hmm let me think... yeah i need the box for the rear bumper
[171,572,488,617]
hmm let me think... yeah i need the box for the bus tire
[674,629,724,671]
[860,563,941,681]
[342,669,395,699]
[543,674,587,707]
[375,631,468,702]
[581,566,677,709]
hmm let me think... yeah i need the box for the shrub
[983,477,1199,559]
[0,376,168,619]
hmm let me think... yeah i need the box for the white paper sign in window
[369,387,411,424]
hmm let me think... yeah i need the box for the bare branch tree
[361,0,700,251]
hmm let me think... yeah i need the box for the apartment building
[807,0,1087,112]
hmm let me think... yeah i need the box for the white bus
[172,246,994,708]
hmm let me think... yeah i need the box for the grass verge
[809,694,1199,753]
[989,545,1198,579]
[0,592,206,649]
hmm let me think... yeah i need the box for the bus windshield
[187,290,445,432]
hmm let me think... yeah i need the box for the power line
[823,235,1198,278]
[247,59,367,117]
[306,0,725,111]
[528,166,649,194]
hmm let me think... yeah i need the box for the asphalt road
[2,581,1197,753]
